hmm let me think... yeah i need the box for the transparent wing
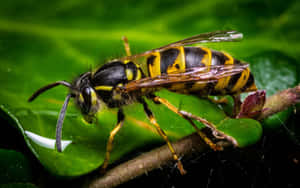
[123,64,248,92]
[119,30,243,61]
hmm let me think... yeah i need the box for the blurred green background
[0,0,300,187]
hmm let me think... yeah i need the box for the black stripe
[138,67,146,78]
[92,64,127,86]
[226,72,242,92]
[188,81,218,96]
[147,55,156,76]
[125,61,137,79]
[95,61,124,74]
[147,55,156,66]
[184,47,206,68]
[205,81,219,95]
[241,73,255,91]
[164,83,173,90]
[225,59,246,92]
[211,51,228,65]
[233,59,242,65]
[160,48,179,74]
[184,82,195,89]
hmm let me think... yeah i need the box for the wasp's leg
[152,96,237,150]
[151,96,223,151]
[139,98,186,175]
[101,109,125,173]
[122,36,131,56]
[232,94,242,117]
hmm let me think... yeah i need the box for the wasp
[28,31,257,175]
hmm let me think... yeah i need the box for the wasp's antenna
[28,81,72,102]
[56,93,72,152]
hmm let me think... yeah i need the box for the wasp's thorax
[89,61,144,108]
[72,72,100,122]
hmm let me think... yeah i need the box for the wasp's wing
[123,64,248,92]
[155,30,243,50]
[120,30,243,61]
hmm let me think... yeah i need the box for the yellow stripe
[187,47,211,92]
[190,82,206,91]
[135,68,142,80]
[214,53,234,91]
[244,83,257,92]
[135,62,140,68]
[94,85,113,91]
[117,83,123,87]
[91,90,98,105]
[167,46,186,74]
[124,60,130,64]
[124,59,140,68]
[169,83,186,91]
[231,67,250,92]
[79,93,84,103]
[200,47,212,67]
[148,52,161,77]
[126,68,134,80]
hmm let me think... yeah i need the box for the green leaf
[0,83,233,177]
[247,51,299,97]
[216,118,262,147]
[245,51,299,129]
[3,0,300,177]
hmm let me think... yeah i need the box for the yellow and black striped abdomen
[146,46,257,96]
[147,46,186,77]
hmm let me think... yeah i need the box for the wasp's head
[72,72,100,123]
[74,86,99,122]
[28,72,100,152]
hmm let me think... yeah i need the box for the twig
[85,133,210,188]
[85,84,300,188]
[258,85,300,120]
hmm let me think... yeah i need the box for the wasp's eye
[77,87,91,114]
[82,87,91,103]
[77,87,99,116]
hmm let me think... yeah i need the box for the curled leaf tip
[237,90,266,119]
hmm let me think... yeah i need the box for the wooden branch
[259,85,300,119]
[85,133,210,188]
[85,84,300,188]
